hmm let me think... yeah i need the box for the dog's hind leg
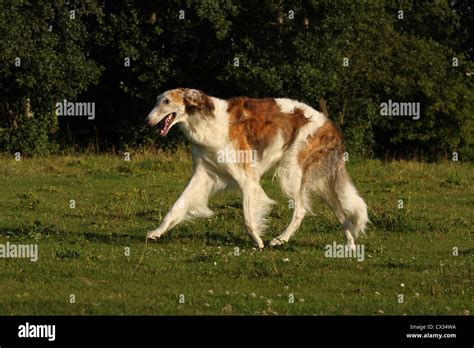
[270,193,307,246]
[332,165,368,249]
[310,175,357,251]
[147,165,224,240]
[309,166,368,252]
[270,164,309,246]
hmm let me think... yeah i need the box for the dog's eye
[163,98,170,105]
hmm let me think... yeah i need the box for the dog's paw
[147,231,161,240]
[269,237,287,247]
[251,240,265,250]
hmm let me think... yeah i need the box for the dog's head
[146,88,214,136]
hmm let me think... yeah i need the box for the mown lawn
[0,148,472,315]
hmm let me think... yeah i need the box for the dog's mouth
[157,112,176,137]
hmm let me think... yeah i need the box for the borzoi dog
[146,88,368,249]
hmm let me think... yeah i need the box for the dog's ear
[183,89,203,107]
[184,89,215,115]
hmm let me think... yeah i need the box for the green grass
[0,148,472,315]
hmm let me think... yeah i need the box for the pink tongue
[160,115,172,135]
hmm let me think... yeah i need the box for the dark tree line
[0,0,472,160]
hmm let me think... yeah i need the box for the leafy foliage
[0,0,472,159]
[0,0,103,155]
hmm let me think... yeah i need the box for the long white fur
[146,92,368,249]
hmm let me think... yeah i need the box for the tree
[1,0,472,160]
[0,0,102,155]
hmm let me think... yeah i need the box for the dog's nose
[145,112,153,125]
[146,108,156,125]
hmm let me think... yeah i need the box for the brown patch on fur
[297,120,344,173]
[227,98,309,161]
[183,89,215,116]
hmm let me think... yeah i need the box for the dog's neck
[179,97,229,149]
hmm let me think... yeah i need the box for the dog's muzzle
[147,111,177,137]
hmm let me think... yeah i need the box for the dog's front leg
[239,179,275,249]
[147,166,216,240]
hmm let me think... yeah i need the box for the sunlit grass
[0,150,471,315]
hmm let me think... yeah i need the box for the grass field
[0,148,472,315]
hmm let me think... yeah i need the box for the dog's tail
[334,166,368,239]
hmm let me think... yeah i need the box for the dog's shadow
[158,228,251,248]
[81,231,146,244]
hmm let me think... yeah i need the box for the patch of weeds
[2,220,60,241]
[115,164,135,174]
[56,246,81,260]
[383,257,415,268]
[371,208,414,233]
[135,208,160,217]
[17,191,40,210]
[37,185,63,193]
[201,229,243,246]
[381,185,397,193]
[30,219,60,238]
[67,159,87,167]
[188,252,213,263]
[63,211,86,218]
[247,258,278,278]
[43,164,63,174]
[137,161,162,172]
[112,191,134,203]
[450,217,469,227]
[364,244,385,254]
[439,177,466,187]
